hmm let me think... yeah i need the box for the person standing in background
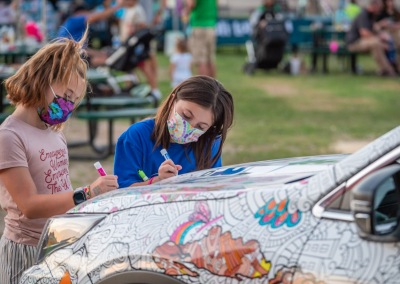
[119,0,147,43]
[138,0,166,100]
[169,38,193,87]
[187,0,218,78]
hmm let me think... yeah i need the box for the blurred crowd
[0,0,220,95]
[1,0,400,79]
[253,0,400,76]
[345,0,400,76]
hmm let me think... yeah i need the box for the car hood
[69,154,348,214]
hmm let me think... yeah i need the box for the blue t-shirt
[57,15,88,42]
[114,119,222,188]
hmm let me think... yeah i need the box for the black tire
[96,271,185,284]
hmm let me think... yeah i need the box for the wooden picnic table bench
[297,26,359,74]
[70,107,158,160]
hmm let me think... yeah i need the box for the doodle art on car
[255,198,302,228]
[171,201,223,244]
[270,267,326,284]
[153,226,271,280]
[153,201,270,280]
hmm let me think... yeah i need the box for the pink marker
[94,162,107,176]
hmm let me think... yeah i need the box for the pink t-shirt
[0,116,73,246]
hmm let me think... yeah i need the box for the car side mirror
[351,164,400,242]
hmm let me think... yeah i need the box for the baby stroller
[94,26,164,99]
[243,13,290,75]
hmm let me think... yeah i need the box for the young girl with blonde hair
[0,30,118,283]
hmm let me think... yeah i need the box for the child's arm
[0,167,118,219]
[86,1,123,24]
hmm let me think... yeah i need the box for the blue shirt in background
[57,15,87,42]
[114,119,222,188]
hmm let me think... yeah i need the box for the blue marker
[161,149,178,176]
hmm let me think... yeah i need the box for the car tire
[95,271,185,284]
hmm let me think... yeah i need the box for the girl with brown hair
[114,76,234,187]
[0,30,118,283]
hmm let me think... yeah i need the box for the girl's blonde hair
[5,28,90,131]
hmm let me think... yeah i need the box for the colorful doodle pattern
[20,125,400,284]
[270,267,326,284]
[154,226,271,280]
[255,198,302,228]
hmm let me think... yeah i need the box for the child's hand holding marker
[155,149,182,182]
[89,162,119,198]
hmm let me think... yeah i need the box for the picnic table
[298,26,356,73]
[71,107,158,160]
[0,45,42,64]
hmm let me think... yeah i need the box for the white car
[21,126,400,284]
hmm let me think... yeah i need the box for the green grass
[155,50,400,165]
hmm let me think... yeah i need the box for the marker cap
[94,162,102,170]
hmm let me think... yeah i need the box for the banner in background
[216,18,252,46]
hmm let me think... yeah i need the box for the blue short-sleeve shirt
[114,119,222,188]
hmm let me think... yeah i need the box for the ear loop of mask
[49,84,57,99]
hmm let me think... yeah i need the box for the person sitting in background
[345,0,362,20]
[259,0,281,22]
[90,0,117,48]
[57,1,124,67]
[378,0,400,23]
[169,38,193,88]
[376,0,400,50]
[346,0,396,76]
[58,2,122,43]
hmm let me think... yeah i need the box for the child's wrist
[148,176,160,185]
[84,185,91,200]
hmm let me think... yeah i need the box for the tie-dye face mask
[37,85,75,125]
[167,103,206,144]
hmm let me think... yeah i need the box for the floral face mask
[37,85,75,125]
[167,103,206,144]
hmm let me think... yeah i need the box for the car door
[295,163,400,284]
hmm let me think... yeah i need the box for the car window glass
[326,160,400,213]
[374,176,399,235]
